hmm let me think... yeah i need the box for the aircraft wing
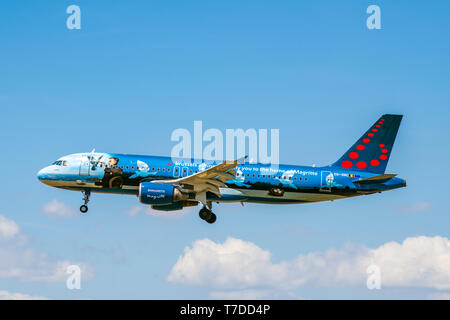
[156,157,246,196]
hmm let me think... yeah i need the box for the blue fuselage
[37,153,406,204]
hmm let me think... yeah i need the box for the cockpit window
[52,160,68,166]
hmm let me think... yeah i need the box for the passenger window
[167,168,171,172]
[163,168,165,172]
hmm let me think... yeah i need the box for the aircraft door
[79,155,91,176]
[320,171,333,192]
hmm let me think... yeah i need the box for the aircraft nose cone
[37,167,51,182]
[37,168,44,181]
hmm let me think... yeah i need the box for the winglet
[237,156,248,164]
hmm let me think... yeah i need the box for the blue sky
[0,0,450,299]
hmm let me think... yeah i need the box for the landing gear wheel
[199,207,217,224]
[80,190,91,215]
[205,212,216,224]
[199,207,209,220]
[80,205,88,214]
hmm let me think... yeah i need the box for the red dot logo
[356,145,365,151]
[380,154,388,160]
[381,148,388,153]
[363,138,370,143]
[376,125,380,128]
[381,118,385,121]
[372,128,378,132]
[349,152,359,159]
[379,144,385,148]
[368,133,374,137]
[342,160,353,169]
[356,161,367,169]
[370,160,380,166]
[379,121,383,124]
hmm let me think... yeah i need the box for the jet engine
[139,182,189,206]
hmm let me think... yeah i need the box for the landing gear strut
[199,207,216,224]
[80,190,90,214]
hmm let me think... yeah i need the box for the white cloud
[126,206,142,217]
[0,245,94,283]
[428,292,450,300]
[168,238,288,290]
[0,290,47,300]
[210,290,271,300]
[0,252,94,282]
[168,236,450,293]
[396,202,432,213]
[0,215,94,282]
[209,289,300,300]
[0,215,19,240]
[42,200,77,218]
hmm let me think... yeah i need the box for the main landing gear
[80,190,90,214]
[199,206,216,224]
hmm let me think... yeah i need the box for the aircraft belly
[216,187,346,203]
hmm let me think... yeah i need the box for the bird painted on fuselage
[37,114,406,223]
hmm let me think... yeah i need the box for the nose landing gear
[199,206,216,224]
[80,190,90,214]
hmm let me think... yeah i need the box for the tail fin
[331,114,403,174]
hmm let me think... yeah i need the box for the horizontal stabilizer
[353,174,397,184]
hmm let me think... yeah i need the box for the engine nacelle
[151,202,183,211]
[139,182,188,205]
[151,200,199,211]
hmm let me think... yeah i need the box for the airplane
[37,114,406,224]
